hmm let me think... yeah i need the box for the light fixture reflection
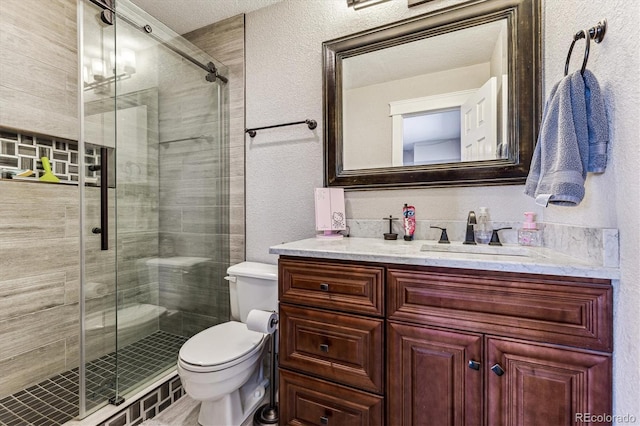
[84,48,136,93]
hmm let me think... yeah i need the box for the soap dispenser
[474,207,492,244]
[518,212,542,246]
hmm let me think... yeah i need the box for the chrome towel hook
[564,19,606,76]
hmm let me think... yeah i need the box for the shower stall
[0,0,230,423]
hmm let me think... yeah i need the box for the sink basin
[420,242,542,258]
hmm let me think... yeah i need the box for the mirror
[324,0,541,189]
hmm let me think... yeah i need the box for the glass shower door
[79,0,118,415]
[79,0,229,417]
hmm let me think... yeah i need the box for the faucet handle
[430,226,450,244]
[489,227,512,246]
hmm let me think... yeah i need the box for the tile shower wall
[151,15,246,336]
[1,0,81,397]
[0,181,80,397]
[185,15,246,267]
[82,89,161,367]
[0,178,131,397]
[0,0,78,141]
[155,54,229,334]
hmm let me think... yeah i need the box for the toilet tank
[226,262,278,323]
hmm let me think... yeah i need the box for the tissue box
[314,188,346,232]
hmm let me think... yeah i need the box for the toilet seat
[179,321,266,373]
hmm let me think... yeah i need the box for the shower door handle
[98,147,108,250]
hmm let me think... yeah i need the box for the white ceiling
[129,0,284,34]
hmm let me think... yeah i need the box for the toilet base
[196,367,268,426]
[253,403,278,425]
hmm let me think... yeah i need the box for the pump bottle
[474,207,492,244]
[518,212,542,246]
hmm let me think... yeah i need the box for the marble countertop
[269,237,620,280]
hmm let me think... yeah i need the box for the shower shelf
[0,127,100,185]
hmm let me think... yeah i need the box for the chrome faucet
[463,211,477,245]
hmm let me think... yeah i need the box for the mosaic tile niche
[0,128,100,184]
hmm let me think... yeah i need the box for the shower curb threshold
[64,369,179,426]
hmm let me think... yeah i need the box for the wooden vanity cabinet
[278,257,613,426]
[278,257,385,425]
[387,266,613,426]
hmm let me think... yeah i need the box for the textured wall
[244,0,538,260]
[245,0,640,419]
[542,0,640,420]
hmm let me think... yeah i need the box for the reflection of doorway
[403,108,461,165]
[390,76,502,165]
[390,88,474,166]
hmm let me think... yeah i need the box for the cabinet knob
[320,344,329,353]
[468,360,480,370]
[491,363,505,376]
[320,283,329,291]
[320,416,329,425]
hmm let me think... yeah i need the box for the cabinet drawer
[387,267,613,351]
[280,369,384,426]
[279,258,384,316]
[279,304,384,393]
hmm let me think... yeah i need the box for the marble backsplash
[345,219,619,268]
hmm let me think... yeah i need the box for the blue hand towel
[583,70,608,172]
[524,70,608,206]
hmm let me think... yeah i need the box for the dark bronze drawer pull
[491,363,505,376]
[320,416,329,425]
[468,360,480,370]
[320,283,329,291]
[320,344,329,352]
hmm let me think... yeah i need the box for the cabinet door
[486,337,612,426]
[387,321,483,426]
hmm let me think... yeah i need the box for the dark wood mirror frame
[323,0,541,189]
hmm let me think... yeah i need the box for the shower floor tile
[0,331,188,426]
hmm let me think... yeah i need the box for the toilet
[177,262,278,426]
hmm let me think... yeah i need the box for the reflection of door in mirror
[341,18,508,171]
[461,76,497,162]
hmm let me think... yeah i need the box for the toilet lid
[179,321,265,369]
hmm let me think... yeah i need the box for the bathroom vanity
[271,238,617,426]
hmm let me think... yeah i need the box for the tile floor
[139,395,258,426]
[0,331,188,426]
